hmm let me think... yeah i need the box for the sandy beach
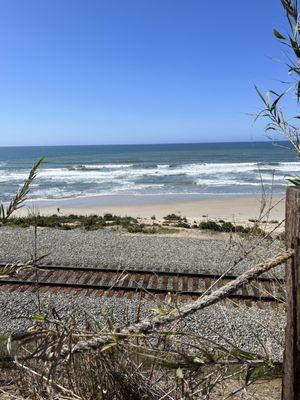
[20,194,285,225]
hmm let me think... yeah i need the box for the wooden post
[282,186,300,399]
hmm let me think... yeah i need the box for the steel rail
[0,277,282,303]
[0,262,285,283]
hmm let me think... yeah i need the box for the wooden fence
[282,186,300,399]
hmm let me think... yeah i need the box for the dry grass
[0,307,284,400]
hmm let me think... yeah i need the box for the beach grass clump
[127,224,178,234]
[199,220,222,231]
[199,220,257,234]
[163,214,190,228]
[220,221,235,232]
[174,221,190,228]
[103,213,114,221]
[163,213,187,222]
[102,213,138,227]
[127,224,144,233]
[82,215,106,230]
[117,216,138,227]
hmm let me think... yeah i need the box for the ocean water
[0,142,298,203]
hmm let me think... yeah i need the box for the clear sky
[0,0,290,146]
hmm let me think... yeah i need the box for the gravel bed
[0,227,286,361]
[0,226,285,276]
[0,290,285,361]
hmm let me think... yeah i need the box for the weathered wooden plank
[282,186,300,399]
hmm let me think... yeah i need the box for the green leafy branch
[256,0,300,185]
[254,86,300,151]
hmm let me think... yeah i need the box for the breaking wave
[0,161,299,200]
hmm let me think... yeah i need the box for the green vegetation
[256,0,300,185]
[162,214,263,234]
[3,213,137,231]
[164,213,187,222]
[2,212,264,235]
[2,214,179,234]
[163,213,190,228]
[127,224,178,234]
[199,220,256,234]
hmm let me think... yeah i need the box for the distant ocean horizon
[0,142,298,203]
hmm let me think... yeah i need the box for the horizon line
[0,139,288,148]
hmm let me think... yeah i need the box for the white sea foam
[1,162,299,182]
[115,183,165,192]
[31,187,81,198]
[157,164,170,169]
[29,183,166,199]
[1,161,300,182]
[70,163,133,170]
[194,179,274,186]
[1,160,299,199]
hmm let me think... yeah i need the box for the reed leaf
[0,157,43,223]
[287,176,300,185]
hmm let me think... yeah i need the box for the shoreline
[19,194,285,224]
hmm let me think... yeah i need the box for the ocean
[0,142,298,203]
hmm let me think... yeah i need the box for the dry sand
[19,194,285,225]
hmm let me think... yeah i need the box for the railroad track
[0,262,285,307]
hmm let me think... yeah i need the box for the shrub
[251,226,264,235]
[82,215,106,230]
[103,213,114,221]
[199,221,222,231]
[220,222,234,232]
[235,225,248,233]
[127,224,143,233]
[175,222,190,228]
[198,220,258,234]
[164,213,186,222]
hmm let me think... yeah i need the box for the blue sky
[0,0,290,146]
